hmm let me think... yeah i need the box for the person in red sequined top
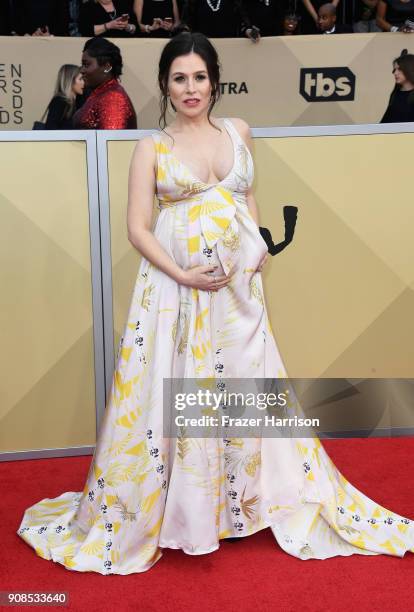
[73,37,137,130]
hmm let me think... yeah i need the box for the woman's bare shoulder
[130,134,157,173]
[226,117,252,148]
[227,117,251,136]
[131,134,156,159]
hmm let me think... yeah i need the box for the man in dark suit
[317,3,353,32]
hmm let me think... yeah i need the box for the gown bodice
[151,118,262,278]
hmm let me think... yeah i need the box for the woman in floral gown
[17,32,414,575]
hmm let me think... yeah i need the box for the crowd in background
[0,2,413,128]
[36,33,414,130]
[0,0,414,38]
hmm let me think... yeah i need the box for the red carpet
[2,437,413,612]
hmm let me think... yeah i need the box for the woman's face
[80,51,110,89]
[72,72,85,96]
[167,52,213,119]
[284,16,298,33]
[392,63,408,86]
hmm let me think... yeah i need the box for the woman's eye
[174,76,184,82]
[196,75,207,80]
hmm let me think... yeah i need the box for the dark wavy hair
[158,32,221,129]
[83,37,123,78]
[391,49,414,105]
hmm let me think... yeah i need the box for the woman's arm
[127,138,188,283]
[301,0,318,23]
[230,118,268,271]
[133,0,152,32]
[172,0,180,27]
[376,0,394,30]
[79,3,127,36]
[128,137,229,290]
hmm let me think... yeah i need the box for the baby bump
[153,203,267,278]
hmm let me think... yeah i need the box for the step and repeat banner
[0,34,412,131]
[1,127,413,456]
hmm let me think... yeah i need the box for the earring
[104,67,112,73]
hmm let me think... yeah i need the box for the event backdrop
[0,34,413,131]
[106,130,414,434]
[1,128,413,456]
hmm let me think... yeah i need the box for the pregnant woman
[18,32,414,575]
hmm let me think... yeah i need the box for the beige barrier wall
[253,133,414,377]
[107,131,414,432]
[1,129,412,457]
[0,34,413,131]
[0,140,96,453]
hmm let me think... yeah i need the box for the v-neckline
[158,119,237,188]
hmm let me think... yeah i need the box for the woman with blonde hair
[42,64,85,130]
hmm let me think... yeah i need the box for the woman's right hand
[150,18,163,30]
[180,265,232,292]
[108,17,129,29]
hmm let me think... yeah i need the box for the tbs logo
[300,67,355,102]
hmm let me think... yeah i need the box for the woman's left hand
[160,19,174,30]
[256,252,268,272]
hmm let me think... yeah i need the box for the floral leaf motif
[222,225,241,252]
[105,432,135,457]
[141,284,155,311]
[244,451,261,477]
[177,426,190,461]
[113,495,140,522]
[80,539,104,555]
[177,312,190,355]
[339,524,360,535]
[249,275,264,305]
[141,489,161,514]
[238,144,249,177]
[105,462,139,487]
[240,484,259,520]
[172,318,178,342]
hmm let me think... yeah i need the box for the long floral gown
[17,119,414,574]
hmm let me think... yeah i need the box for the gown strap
[222,118,244,148]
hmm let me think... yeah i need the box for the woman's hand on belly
[179,264,233,292]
